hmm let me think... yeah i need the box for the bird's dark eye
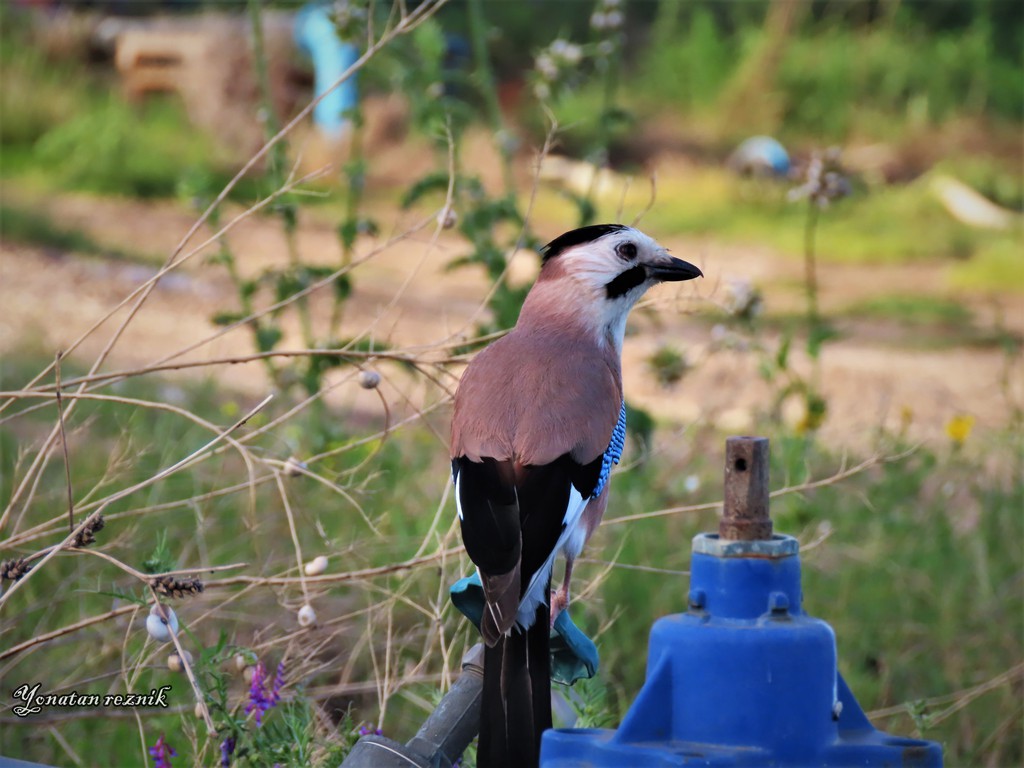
[616,242,638,261]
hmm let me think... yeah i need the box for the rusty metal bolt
[720,436,773,541]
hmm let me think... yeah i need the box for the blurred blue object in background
[294,3,358,138]
[729,135,791,177]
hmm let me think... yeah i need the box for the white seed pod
[145,604,179,642]
[243,665,256,683]
[168,650,193,672]
[234,653,249,672]
[304,556,329,576]
[284,456,307,478]
[194,702,205,719]
[298,604,317,627]
[358,370,381,390]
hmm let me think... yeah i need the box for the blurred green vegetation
[1,1,1020,294]
[846,295,974,328]
[0,202,129,258]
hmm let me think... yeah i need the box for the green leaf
[255,324,282,353]
[334,274,352,301]
[274,271,304,303]
[338,218,358,251]
[412,19,447,71]
[212,311,246,327]
[400,172,451,208]
[807,321,839,359]
[776,333,792,369]
[240,279,258,301]
[142,531,174,574]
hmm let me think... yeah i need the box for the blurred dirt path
[1,191,1020,448]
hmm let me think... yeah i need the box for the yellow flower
[797,394,828,434]
[900,405,913,430]
[945,414,975,447]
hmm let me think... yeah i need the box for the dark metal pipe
[340,644,483,768]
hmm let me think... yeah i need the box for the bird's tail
[479,601,551,768]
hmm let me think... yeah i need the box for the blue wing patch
[593,402,626,499]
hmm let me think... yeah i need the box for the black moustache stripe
[605,265,647,299]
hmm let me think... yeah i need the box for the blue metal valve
[541,437,943,767]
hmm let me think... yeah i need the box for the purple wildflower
[148,734,176,768]
[357,723,384,737]
[270,660,285,706]
[219,737,235,767]
[246,659,285,726]
[245,661,272,726]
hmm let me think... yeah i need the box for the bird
[450,224,702,767]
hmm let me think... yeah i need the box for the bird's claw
[549,588,569,627]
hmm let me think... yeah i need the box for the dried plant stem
[0,0,450,413]
[149,586,216,734]
[23,348,459,396]
[264,458,377,535]
[3,398,443,552]
[0,172,302,528]
[54,352,75,534]
[0,398,270,607]
[868,661,1024,723]
[0,172,322,535]
[603,448,916,527]
[203,546,464,589]
[631,170,659,228]
[804,201,821,327]
[0,511,104,609]
[0,391,261,491]
[0,167,329,423]
[87,394,272,513]
[273,471,310,605]
[64,549,245,583]
[0,603,138,662]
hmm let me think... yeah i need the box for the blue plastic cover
[450,573,598,685]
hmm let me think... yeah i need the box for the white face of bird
[538,225,703,349]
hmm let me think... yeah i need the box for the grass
[949,238,1024,293]
[844,294,973,327]
[1,350,1020,766]
[0,202,145,262]
[833,294,1024,350]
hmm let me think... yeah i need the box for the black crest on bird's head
[540,224,629,263]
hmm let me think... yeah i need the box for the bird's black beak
[647,256,703,282]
